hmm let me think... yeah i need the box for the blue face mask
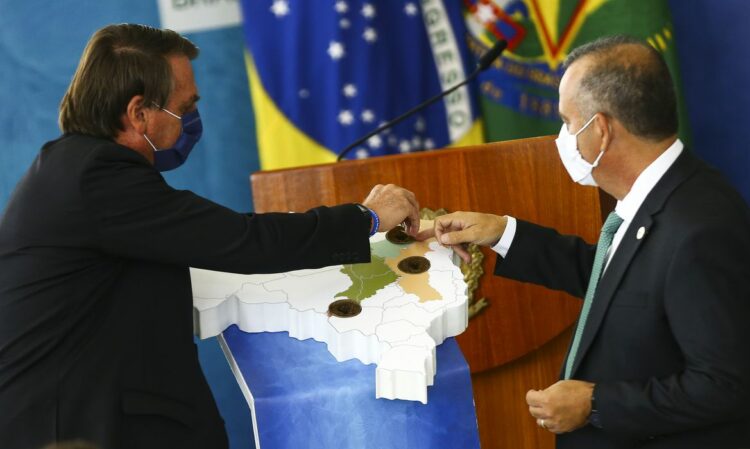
[143,108,203,172]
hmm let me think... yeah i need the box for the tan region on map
[384,237,442,303]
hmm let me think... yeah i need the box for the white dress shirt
[492,139,685,273]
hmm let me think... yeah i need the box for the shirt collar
[615,138,684,222]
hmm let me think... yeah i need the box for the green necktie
[564,211,624,379]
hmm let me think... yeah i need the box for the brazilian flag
[462,0,690,143]
[241,0,484,170]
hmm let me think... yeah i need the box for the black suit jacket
[496,150,750,449]
[0,134,372,449]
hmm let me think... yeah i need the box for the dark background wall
[669,0,750,203]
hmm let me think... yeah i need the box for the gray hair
[564,35,678,141]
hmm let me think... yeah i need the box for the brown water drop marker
[386,227,415,244]
[327,299,362,318]
[397,256,431,274]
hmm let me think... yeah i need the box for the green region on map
[370,239,406,259]
[336,254,399,302]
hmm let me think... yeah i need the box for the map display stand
[192,229,468,403]
[191,227,480,448]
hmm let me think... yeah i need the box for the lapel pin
[636,226,646,240]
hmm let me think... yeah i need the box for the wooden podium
[250,135,612,449]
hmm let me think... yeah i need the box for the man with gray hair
[0,24,420,448]
[420,35,750,448]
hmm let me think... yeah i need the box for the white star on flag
[270,0,290,18]
[411,136,422,148]
[363,27,378,43]
[327,41,345,60]
[476,4,496,23]
[361,3,376,19]
[298,89,309,99]
[339,18,351,29]
[334,0,348,14]
[388,135,398,146]
[404,3,418,16]
[424,138,435,150]
[356,148,370,159]
[367,134,382,148]
[343,84,357,97]
[361,109,375,123]
[399,140,412,153]
[415,117,426,132]
[338,110,355,125]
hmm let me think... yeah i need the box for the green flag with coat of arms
[462,0,690,143]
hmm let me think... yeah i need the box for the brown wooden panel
[250,135,604,373]
[472,327,573,449]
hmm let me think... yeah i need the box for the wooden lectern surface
[250,136,611,449]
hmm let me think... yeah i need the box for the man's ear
[594,113,613,152]
[124,95,149,135]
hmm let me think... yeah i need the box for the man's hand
[526,380,594,434]
[416,212,507,263]
[362,184,420,236]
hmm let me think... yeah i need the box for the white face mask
[554,114,604,186]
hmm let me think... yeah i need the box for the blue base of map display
[220,325,480,449]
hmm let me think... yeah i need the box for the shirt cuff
[491,216,516,258]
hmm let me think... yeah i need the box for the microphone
[337,39,508,161]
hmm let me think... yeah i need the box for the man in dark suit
[0,24,420,449]
[420,36,750,448]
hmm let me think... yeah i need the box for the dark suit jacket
[0,134,372,449]
[495,150,750,449]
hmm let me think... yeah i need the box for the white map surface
[191,231,468,403]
